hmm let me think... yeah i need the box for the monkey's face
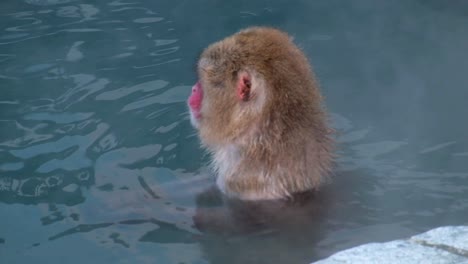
[187,27,307,147]
[187,48,267,148]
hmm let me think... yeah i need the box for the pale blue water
[1,1,468,263]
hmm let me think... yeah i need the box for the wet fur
[193,27,334,200]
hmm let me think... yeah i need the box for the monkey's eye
[199,67,210,74]
[209,79,224,88]
[203,71,225,88]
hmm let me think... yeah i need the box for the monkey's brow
[198,57,213,69]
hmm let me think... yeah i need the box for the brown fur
[194,27,334,200]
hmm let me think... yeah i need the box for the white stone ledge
[313,226,468,264]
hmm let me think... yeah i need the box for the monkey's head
[188,27,318,148]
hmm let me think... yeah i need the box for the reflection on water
[0,0,467,263]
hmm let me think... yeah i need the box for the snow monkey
[188,27,334,200]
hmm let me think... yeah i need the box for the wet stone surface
[313,226,468,264]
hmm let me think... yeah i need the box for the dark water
[1,0,468,263]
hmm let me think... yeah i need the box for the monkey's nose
[189,81,203,112]
[192,81,201,93]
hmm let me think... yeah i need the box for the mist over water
[0,0,467,263]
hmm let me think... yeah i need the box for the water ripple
[121,85,190,112]
[95,80,168,101]
[133,17,163,23]
[23,111,94,124]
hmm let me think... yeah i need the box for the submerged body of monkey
[188,27,334,200]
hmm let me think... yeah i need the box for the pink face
[188,81,203,124]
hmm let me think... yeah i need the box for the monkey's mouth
[191,109,201,119]
[188,81,203,127]
[187,98,202,119]
[187,96,202,129]
[188,108,201,128]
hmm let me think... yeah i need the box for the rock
[411,226,468,253]
[313,226,468,264]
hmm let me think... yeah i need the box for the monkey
[188,26,334,201]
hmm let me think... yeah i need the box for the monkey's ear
[236,71,253,101]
